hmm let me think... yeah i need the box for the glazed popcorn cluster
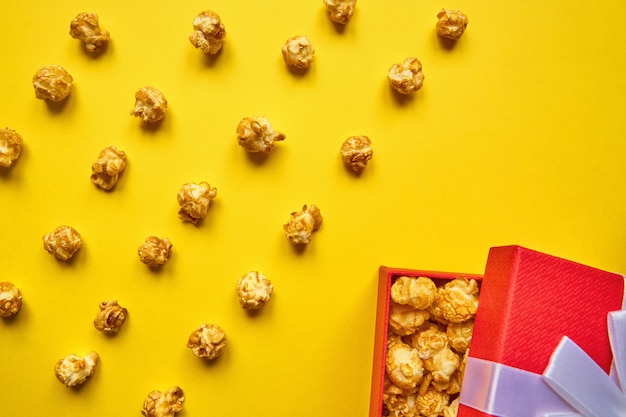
[383,276,479,417]
[2,3,471,415]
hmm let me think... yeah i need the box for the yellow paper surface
[1,1,626,415]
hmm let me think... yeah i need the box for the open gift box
[370,245,626,417]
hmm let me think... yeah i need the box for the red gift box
[369,266,482,417]
[458,245,625,417]
[369,245,625,417]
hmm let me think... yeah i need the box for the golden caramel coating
[187,323,227,360]
[54,351,99,387]
[416,388,450,417]
[386,343,424,390]
[340,135,373,172]
[323,0,356,24]
[446,319,474,353]
[389,302,430,336]
[436,9,468,40]
[410,325,448,359]
[130,86,167,123]
[388,57,424,95]
[443,397,460,417]
[90,145,127,190]
[445,350,467,395]
[391,276,437,310]
[138,236,172,267]
[236,271,273,310]
[424,346,460,392]
[142,386,185,417]
[177,182,217,224]
[435,278,479,323]
[93,300,128,334]
[384,392,419,417]
[32,65,73,102]
[283,204,323,245]
[42,225,82,261]
[189,10,226,54]
[0,128,23,168]
[69,12,110,53]
[236,116,286,153]
[0,282,22,318]
[281,35,315,69]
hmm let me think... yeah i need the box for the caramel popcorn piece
[388,302,430,336]
[443,397,460,417]
[130,86,167,123]
[386,343,424,390]
[340,135,373,172]
[391,276,437,310]
[323,0,356,24]
[445,350,467,395]
[416,388,450,417]
[436,9,468,40]
[187,323,227,360]
[90,145,127,190]
[189,10,226,54]
[411,325,448,359]
[0,282,22,318]
[43,225,82,261]
[177,182,217,224]
[236,116,285,153]
[425,346,460,391]
[138,236,172,267]
[281,35,315,69]
[93,300,128,334]
[32,65,73,102]
[283,204,323,245]
[142,386,185,417]
[54,351,99,387]
[236,271,273,310]
[69,12,110,53]
[446,319,474,353]
[0,128,23,168]
[384,392,418,417]
[388,57,424,95]
[434,277,479,323]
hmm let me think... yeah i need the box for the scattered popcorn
[283,204,323,245]
[189,10,226,54]
[391,276,437,310]
[436,9,468,40]
[54,351,99,387]
[138,236,172,267]
[388,57,424,95]
[130,86,167,123]
[187,323,227,360]
[93,300,128,334]
[236,116,285,153]
[32,65,73,102]
[90,145,127,190]
[42,225,82,261]
[281,35,315,69]
[385,343,424,390]
[388,302,430,336]
[0,282,22,318]
[177,182,217,224]
[236,271,273,310]
[0,128,23,168]
[323,0,356,24]
[434,277,479,323]
[142,386,185,417]
[340,135,373,172]
[446,319,474,353]
[416,388,450,417]
[69,12,110,53]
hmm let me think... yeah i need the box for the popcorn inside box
[369,266,482,417]
[370,245,626,417]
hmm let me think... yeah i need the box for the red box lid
[459,245,625,417]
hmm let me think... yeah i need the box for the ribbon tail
[543,337,626,417]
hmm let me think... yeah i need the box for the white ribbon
[542,310,626,417]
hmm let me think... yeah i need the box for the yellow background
[2,1,626,416]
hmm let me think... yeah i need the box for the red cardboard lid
[469,245,624,374]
